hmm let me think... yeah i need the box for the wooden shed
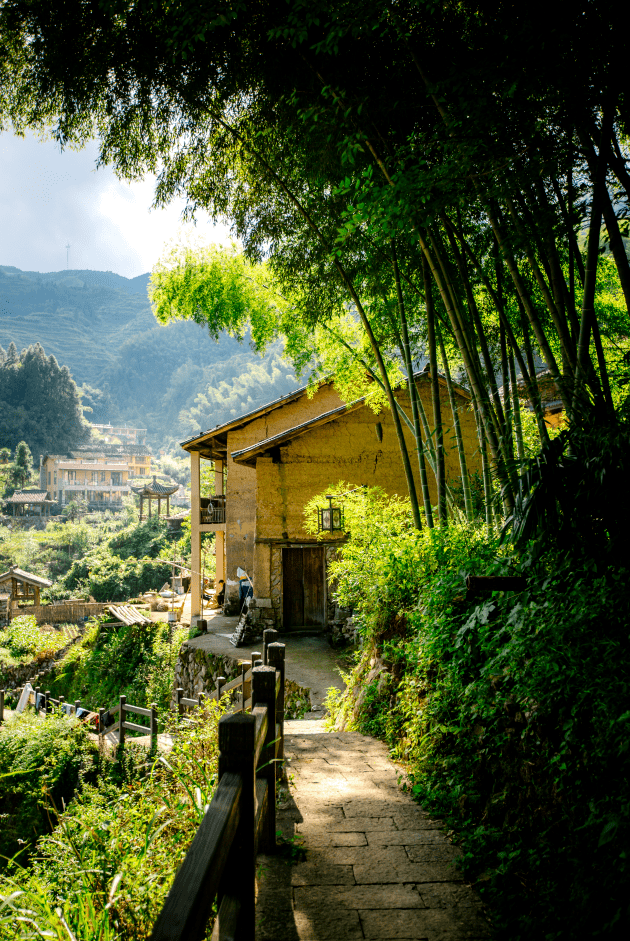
[0,565,53,607]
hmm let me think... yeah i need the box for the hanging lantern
[318,495,344,533]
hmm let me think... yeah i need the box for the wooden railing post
[150,702,158,751]
[251,650,262,669]
[45,690,50,715]
[0,689,4,724]
[252,665,277,853]
[176,687,184,720]
[240,661,249,712]
[119,695,126,748]
[267,642,286,776]
[98,707,104,736]
[35,686,40,713]
[262,628,278,666]
[217,712,257,939]
[74,699,81,715]
[59,695,65,713]
[216,675,225,703]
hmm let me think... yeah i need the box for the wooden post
[45,690,50,715]
[240,661,249,712]
[252,665,277,853]
[216,675,226,703]
[252,651,262,669]
[197,690,205,709]
[0,689,4,724]
[176,687,184,720]
[190,451,201,621]
[267,642,286,776]
[262,628,278,666]
[217,712,257,939]
[119,695,126,748]
[98,707,105,736]
[59,695,65,714]
[74,699,81,715]
[35,686,40,713]
[150,702,158,751]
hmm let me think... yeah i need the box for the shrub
[0,699,226,939]
[0,616,66,663]
[0,711,98,866]
[50,617,188,714]
[325,495,630,940]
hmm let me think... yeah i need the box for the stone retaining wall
[171,642,312,718]
[171,644,243,708]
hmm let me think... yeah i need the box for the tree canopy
[0,341,89,456]
[3,0,630,540]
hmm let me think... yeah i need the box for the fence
[11,600,109,624]
[1,628,287,940]
[150,634,286,941]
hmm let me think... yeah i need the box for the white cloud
[0,131,231,278]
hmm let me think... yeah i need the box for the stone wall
[171,644,243,706]
[171,641,312,717]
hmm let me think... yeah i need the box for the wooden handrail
[150,643,286,941]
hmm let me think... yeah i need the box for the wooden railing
[98,696,158,749]
[149,639,286,941]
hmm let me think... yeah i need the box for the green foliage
[0,341,88,456]
[0,615,66,663]
[50,617,188,714]
[0,699,226,939]
[59,555,171,602]
[108,515,169,561]
[0,266,298,451]
[326,495,630,939]
[0,711,98,867]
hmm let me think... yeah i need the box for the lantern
[318,495,344,533]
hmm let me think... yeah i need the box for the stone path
[256,721,491,941]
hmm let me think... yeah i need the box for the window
[112,472,122,486]
[101,471,106,482]
[48,472,51,484]
[54,472,57,484]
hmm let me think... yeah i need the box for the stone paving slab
[255,728,491,940]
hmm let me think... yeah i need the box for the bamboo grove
[1,0,629,533]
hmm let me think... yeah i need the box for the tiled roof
[2,490,53,504]
[0,565,53,587]
[130,475,179,496]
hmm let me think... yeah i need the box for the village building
[181,374,481,632]
[89,422,148,445]
[1,489,56,517]
[39,443,152,511]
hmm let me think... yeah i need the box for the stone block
[359,906,490,939]
[294,884,425,911]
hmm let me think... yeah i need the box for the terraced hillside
[0,265,297,449]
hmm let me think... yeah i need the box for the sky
[0,131,231,279]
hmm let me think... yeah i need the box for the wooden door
[283,547,325,629]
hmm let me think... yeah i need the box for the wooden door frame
[281,543,327,631]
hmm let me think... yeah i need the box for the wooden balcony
[200,494,226,528]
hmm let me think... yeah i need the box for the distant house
[39,443,152,512]
[181,375,481,631]
[2,489,56,517]
[89,422,148,445]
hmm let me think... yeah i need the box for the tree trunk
[423,255,446,525]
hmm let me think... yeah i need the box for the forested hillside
[0,265,298,449]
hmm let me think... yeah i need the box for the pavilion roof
[0,565,53,588]
[130,475,179,497]
[2,490,55,505]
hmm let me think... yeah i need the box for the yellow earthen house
[181,374,481,632]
